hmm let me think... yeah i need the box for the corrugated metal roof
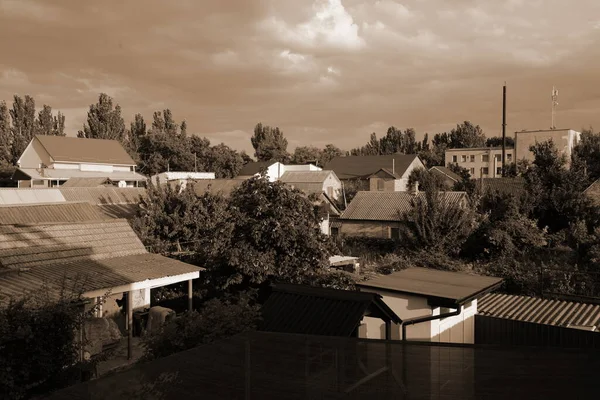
[340,191,467,221]
[0,188,66,205]
[59,187,146,205]
[0,202,111,225]
[324,154,419,180]
[261,284,401,337]
[96,204,139,219]
[17,168,147,181]
[478,293,600,330]
[279,170,336,184]
[60,177,114,187]
[358,267,503,305]
[33,135,136,165]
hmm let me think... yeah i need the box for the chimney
[413,181,419,195]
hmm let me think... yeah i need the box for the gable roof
[368,168,402,179]
[340,191,467,221]
[0,202,110,225]
[60,177,114,187]
[32,135,136,166]
[238,161,278,176]
[0,188,66,205]
[478,177,526,197]
[280,170,338,195]
[15,168,147,182]
[323,154,420,180]
[429,166,461,182]
[58,187,146,205]
[357,267,503,306]
[584,179,600,206]
[261,283,401,337]
[478,293,600,331]
[188,179,245,197]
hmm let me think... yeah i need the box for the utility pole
[502,82,507,177]
[551,86,559,130]
[194,153,197,172]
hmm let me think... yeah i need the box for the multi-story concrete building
[514,129,581,163]
[444,147,514,179]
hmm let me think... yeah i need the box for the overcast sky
[1,0,599,154]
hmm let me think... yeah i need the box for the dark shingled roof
[429,166,461,182]
[357,267,503,306]
[340,191,467,221]
[45,331,600,400]
[261,284,401,337]
[238,161,278,176]
[33,135,136,166]
[323,154,420,180]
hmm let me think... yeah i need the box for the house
[334,190,467,239]
[477,293,600,348]
[514,128,581,164]
[429,166,461,189]
[312,192,342,236]
[13,135,147,188]
[0,214,204,359]
[357,267,503,343]
[238,161,322,182]
[279,170,342,200]
[584,178,600,206]
[445,147,514,178]
[46,330,600,399]
[60,177,118,187]
[324,154,424,192]
[151,171,215,186]
[260,284,401,339]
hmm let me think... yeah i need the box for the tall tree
[251,123,289,162]
[207,143,244,178]
[448,121,486,148]
[0,101,11,166]
[128,113,147,151]
[291,146,321,165]
[573,128,600,182]
[78,93,126,142]
[35,105,65,136]
[9,94,37,164]
[486,136,515,148]
[319,144,343,166]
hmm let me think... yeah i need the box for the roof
[429,166,461,182]
[329,255,359,266]
[16,168,147,182]
[151,172,216,182]
[478,177,526,197]
[445,147,514,152]
[279,170,336,184]
[238,161,278,176]
[58,187,146,205]
[188,179,244,197]
[32,135,136,166]
[478,293,600,331]
[0,202,111,225]
[0,188,65,205]
[515,128,578,133]
[357,267,503,306]
[46,330,600,400]
[368,168,402,179]
[261,284,401,337]
[60,177,114,187]
[0,219,203,300]
[340,191,467,221]
[323,154,419,180]
[584,179,600,206]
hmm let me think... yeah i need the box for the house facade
[279,170,342,200]
[238,161,322,182]
[357,267,503,343]
[14,135,147,188]
[444,147,514,179]
[515,129,581,163]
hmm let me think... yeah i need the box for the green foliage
[141,292,261,361]
[448,121,486,148]
[320,144,344,166]
[78,93,126,143]
[9,94,37,164]
[292,145,320,165]
[485,136,515,148]
[407,167,445,192]
[251,122,290,162]
[0,100,11,166]
[35,104,65,136]
[446,163,476,194]
[573,128,600,182]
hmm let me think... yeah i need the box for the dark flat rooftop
[357,267,503,305]
[45,331,600,400]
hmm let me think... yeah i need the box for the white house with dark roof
[279,170,342,200]
[238,161,322,182]
[357,267,503,343]
[13,135,147,188]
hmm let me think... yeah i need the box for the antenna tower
[551,86,559,129]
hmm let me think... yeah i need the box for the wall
[283,164,322,172]
[265,162,285,182]
[515,129,581,164]
[369,176,395,191]
[18,138,51,168]
[323,173,342,200]
[432,300,476,344]
[445,148,514,178]
[339,220,401,238]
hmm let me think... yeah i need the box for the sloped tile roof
[261,284,401,337]
[17,168,147,182]
[323,154,420,180]
[358,267,503,305]
[340,191,467,221]
[429,166,461,182]
[478,293,600,330]
[58,187,146,205]
[0,188,66,205]
[34,135,136,166]
[279,170,336,183]
[0,202,111,225]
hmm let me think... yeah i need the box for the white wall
[265,162,285,182]
[395,157,425,192]
[50,163,80,170]
[432,300,476,344]
[323,172,342,200]
[80,164,115,173]
[283,164,322,172]
[18,138,51,168]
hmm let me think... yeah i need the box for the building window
[482,167,489,175]
[495,154,501,161]
[452,155,457,163]
[469,168,475,175]
[470,155,475,162]
[377,180,384,191]
[461,155,467,162]
[331,227,339,237]
[390,227,400,240]
[482,154,489,162]
[507,153,513,161]
[496,167,502,175]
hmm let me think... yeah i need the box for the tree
[320,144,343,166]
[240,151,253,165]
[78,93,126,142]
[486,136,515,148]
[573,128,600,182]
[251,123,289,162]
[136,132,194,175]
[207,143,244,178]
[35,105,65,136]
[447,163,477,194]
[448,121,486,149]
[291,145,321,165]
[0,101,11,166]
[407,167,445,192]
[9,94,37,164]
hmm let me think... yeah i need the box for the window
[377,179,385,191]
[482,167,489,175]
[482,154,489,162]
[507,153,513,161]
[461,155,467,162]
[390,227,400,240]
[469,168,475,175]
[496,167,502,175]
[331,227,339,237]
[495,154,502,161]
[452,155,457,163]
[470,155,475,162]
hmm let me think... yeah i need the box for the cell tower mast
[551,86,559,129]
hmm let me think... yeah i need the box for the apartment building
[515,129,581,163]
[444,147,514,179]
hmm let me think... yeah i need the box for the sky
[1,0,599,155]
